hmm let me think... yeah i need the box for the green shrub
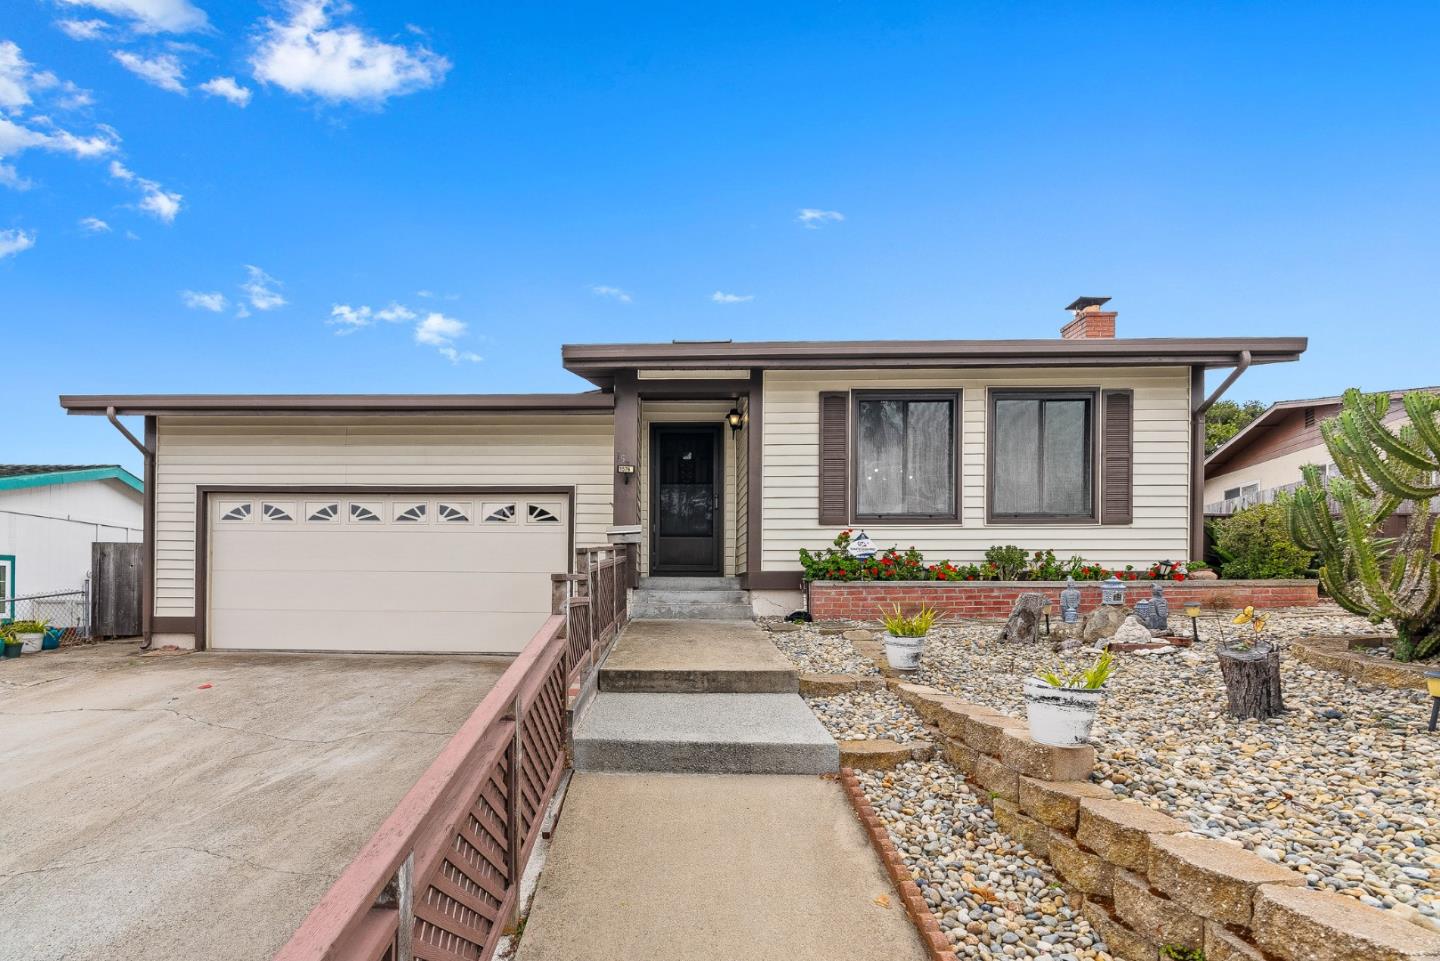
[984,545,1029,581]
[1210,504,1314,579]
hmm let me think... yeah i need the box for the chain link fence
[2,582,92,642]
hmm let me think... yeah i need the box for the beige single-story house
[60,300,1304,654]
[1203,386,1437,514]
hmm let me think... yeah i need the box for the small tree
[1278,389,1440,661]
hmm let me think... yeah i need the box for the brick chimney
[1061,297,1117,339]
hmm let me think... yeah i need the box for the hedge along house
[60,300,1305,654]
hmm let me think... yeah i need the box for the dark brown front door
[651,424,723,575]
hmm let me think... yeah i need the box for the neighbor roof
[1204,385,1440,472]
[561,336,1307,387]
[0,465,143,493]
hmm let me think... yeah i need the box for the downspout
[1190,350,1252,561]
[106,407,156,650]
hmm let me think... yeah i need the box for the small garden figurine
[1059,576,1081,624]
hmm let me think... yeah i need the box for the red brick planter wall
[807,578,1319,620]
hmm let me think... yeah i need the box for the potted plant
[879,604,941,671]
[1023,650,1118,746]
[2,628,21,659]
[42,626,63,650]
[7,620,49,654]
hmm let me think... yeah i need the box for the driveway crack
[0,705,453,744]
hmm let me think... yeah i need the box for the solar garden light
[1185,604,1202,645]
[1042,598,1053,636]
[1427,672,1440,732]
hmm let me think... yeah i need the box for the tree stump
[1218,645,1285,719]
[1000,592,1046,644]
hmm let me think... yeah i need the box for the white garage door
[208,492,568,654]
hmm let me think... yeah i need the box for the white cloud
[796,208,844,229]
[0,228,36,259]
[710,290,753,304]
[437,346,482,364]
[108,159,182,222]
[112,51,186,93]
[250,0,451,104]
[79,215,111,232]
[198,75,251,106]
[56,0,210,34]
[0,163,29,188]
[56,18,111,41]
[241,264,286,310]
[180,289,226,311]
[414,311,465,346]
[329,300,417,335]
[0,41,33,111]
[376,302,415,322]
[590,284,632,304]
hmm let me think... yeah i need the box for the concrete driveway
[0,641,509,961]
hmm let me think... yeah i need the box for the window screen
[991,393,1094,518]
[854,394,956,518]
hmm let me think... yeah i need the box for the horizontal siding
[736,395,750,574]
[638,401,738,576]
[761,366,1192,570]
[153,414,614,618]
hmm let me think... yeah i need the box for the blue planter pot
[42,628,61,650]
[2,643,20,659]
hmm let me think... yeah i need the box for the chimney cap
[1064,296,1111,313]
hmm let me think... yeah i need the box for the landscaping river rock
[857,760,1107,959]
[771,605,1440,924]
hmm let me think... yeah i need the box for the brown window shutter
[1101,389,1134,525]
[818,391,850,526]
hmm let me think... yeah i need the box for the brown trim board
[61,393,614,417]
[191,484,577,652]
[142,416,156,646]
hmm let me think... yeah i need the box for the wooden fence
[274,545,633,961]
[91,541,142,637]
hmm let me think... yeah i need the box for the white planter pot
[18,632,44,654]
[1023,677,1103,746]
[884,632,925,671]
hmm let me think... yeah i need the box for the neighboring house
[0,465,144,616]
[1203,387,1438,514]
[60,300,1305,654]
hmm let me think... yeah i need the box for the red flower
[1174,573,1187,581]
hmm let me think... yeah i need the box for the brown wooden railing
[274,545,634,961]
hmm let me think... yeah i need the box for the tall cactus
[1277,389,1440,661]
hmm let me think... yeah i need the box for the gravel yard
[807,688,929,743]
[857,761,1107,959]
[772,605,1440,923]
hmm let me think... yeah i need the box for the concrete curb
[837,767,959,961]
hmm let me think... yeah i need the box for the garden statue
[1059,576,1081,624]
[1133,583,1169,634]
[1101,575,1127,607]
[1279,388,1440,662]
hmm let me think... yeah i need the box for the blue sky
[3,1,1438,475]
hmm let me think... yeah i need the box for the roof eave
[58,393,616,417]
[0,466,143,494]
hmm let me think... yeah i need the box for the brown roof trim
[59,392,615,417]
[561,337,1307,386]
[1203,384,1440,472]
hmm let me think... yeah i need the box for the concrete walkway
[600,618,798,693]
[514,773,928,961]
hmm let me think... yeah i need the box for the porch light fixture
[726,407,744,433]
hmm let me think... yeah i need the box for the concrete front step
[599,619,798,694]
[639,576,742,591]
[573,693,839,774]
[630,589,754,621]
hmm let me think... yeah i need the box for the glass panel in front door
[658,432,715,538]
